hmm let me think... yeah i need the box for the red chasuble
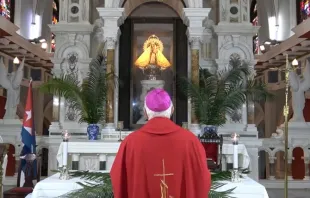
[110,117,211,198]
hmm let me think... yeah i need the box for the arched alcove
[41,148,49,176]
[124,0,184,17]
[6,144,15,176]
[292,147,305,179]
[274,150,285,179]
[118,2,188,129]
[258,150,269,179]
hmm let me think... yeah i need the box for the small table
[29,173,268,198]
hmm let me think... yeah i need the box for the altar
[56,140,251,172]
[27,173,269,198]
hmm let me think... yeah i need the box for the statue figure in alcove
[0,57,25,119]
[289,59,310,122]
[272,59,310,138]
[135,35,171,80]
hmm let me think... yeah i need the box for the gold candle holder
[272,55,299,198]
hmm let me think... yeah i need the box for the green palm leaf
[40,54,117,124]
[178,57,272,126]
[58,171,237,198]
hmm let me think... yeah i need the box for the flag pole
[283,54,289,198]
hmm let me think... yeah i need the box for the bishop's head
[144,88,174,120]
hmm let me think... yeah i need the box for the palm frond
[60,170,237,198]
[245,79,274,102]
[80,55,108,123]
[39,74,85,114]
[40,53,115,124]
[59,183,113,198]
[178,57,272,126]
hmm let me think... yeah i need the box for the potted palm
[40,55,114,140]
[180,57,272,134]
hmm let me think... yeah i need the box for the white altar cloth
[28,173,90,198]
[28,173,268,198]
[56,141,250,169]
[217,176,269,198]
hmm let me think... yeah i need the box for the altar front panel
[56,141,251,173]
[57,141,120,171]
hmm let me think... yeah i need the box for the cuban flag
[20,80,37,177]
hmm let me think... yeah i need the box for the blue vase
[87,124,99,140]
[203,125,218,135]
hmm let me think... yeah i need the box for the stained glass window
[299,0,310,22]
[0,0,12,20]
[250,0,259,54]
[51,0,58,52]
[52,0,58,24]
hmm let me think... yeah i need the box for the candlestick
[60,130,70,180]
[117,121,124,142]
[268,55,299,198]
[62,130,70,166]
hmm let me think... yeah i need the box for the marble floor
[267,189,310,198]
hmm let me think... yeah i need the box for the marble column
[97,8,124,129]
[269,157,276,180]
[288,159,293,180]
[304,159,309,180]
[99,154,107,170]
[105,38,116,126]
[183,8,210,135]
[189,37,200,124]
[72,154,80,170]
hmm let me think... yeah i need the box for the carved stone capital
[105,37,117,50]
[189,37,202,50]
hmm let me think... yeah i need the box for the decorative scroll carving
[189,37,201,50]
[105,37,117,49]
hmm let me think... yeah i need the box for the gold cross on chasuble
[154,159,174,198]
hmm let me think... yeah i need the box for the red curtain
[201,143,218,163]
[0,97,16,176]
[292,147,305,179]
[6,144,15,176]
[303,99,310,121]
[0,96,6,119]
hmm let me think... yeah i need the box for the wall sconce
[264,41,271,45]
[292,59,298,66]
[13,57,20,64]
[53,97,59,106]
[41,42,47,49]
[259,45,266,53]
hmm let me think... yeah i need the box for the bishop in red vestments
[111,88,211,198]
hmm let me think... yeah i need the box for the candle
[242,103,247,125]
[62,130,70,167]
[63,141,68,166]
[31,145,33,153]
[232,133,239,169]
